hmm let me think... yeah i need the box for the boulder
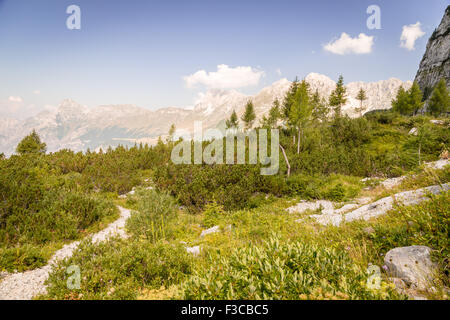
[186,246,201,256]
[200,225,220,237]
[408,127,418,136]
[384,246,438,291]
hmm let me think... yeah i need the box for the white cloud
[184,64,265,89]
[8,96,23,103]
[33,90,41,95]
[400,22,425,51]
[324,32,374,55]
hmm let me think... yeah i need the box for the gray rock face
[384,246,438,291]
[415,6,450,101]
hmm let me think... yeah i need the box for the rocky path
[0,206,131,300]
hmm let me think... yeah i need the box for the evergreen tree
[288,80,313,154]
[261,99,281,128]
[311,89,329,122]
[16,130,47,155]
[329,75,347,117]
[428,78,449,116]
[356,88,367,116]
[241,100,256,130]
[392,86,410,115]
[167,124,176,143]
[282,77,299,122]
[408,81,424,115]
[226,110,239,129]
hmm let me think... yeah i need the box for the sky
[0,0,448,115]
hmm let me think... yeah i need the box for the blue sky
[0,0,448,112]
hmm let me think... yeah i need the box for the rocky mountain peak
[414,5,450,100]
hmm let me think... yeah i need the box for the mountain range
[0,73,412,156]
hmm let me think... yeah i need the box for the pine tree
[311,89,329,122]
[288,80,313,154]
[16,130,47,155]
[408,81,424,115]
[226,110,239,129]
[392,86,410,115]
[282,77,299,122]
[329,75,347,117]
[241,100,256,130]
[356,88,368,116]
[261,99,281,128]
[428,78,449,116]
[167,124,176,142]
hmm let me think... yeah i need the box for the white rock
[200,225,221,237]
[309,213,343,227]
[334,203,359,214]
[425,159,449,170]
[380,176,406,189]
[408,127,418,135]
[430,120,445,125]
[286,200,334,214]
[384,246,438,291]
[313,183,449,226]
[186,246,201,256]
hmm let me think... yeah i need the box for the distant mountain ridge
[0,73,411,156]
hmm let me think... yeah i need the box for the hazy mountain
[0,74,411,156]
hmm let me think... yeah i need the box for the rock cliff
[414,5,450,100]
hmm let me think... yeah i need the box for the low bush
[44,239,193,300]
[126,189,178,242]
[181,236,401,300]
[0,245,47,272]
[202,201,226,228]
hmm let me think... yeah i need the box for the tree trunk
[297,127,301,154]
[279,144,290,177]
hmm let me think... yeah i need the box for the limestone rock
[414,6,450,102]
[384,246,438,291]
[186,246,201,256]
[408,127,418,136]
[200,225,220,237]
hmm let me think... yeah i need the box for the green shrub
[154,163,266,212]
[0,245,47,272]
[325,183,346,201]
[202,201,226,228]
[126,189,177,242]
[44,239,193,300]
[181,236,401,300]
